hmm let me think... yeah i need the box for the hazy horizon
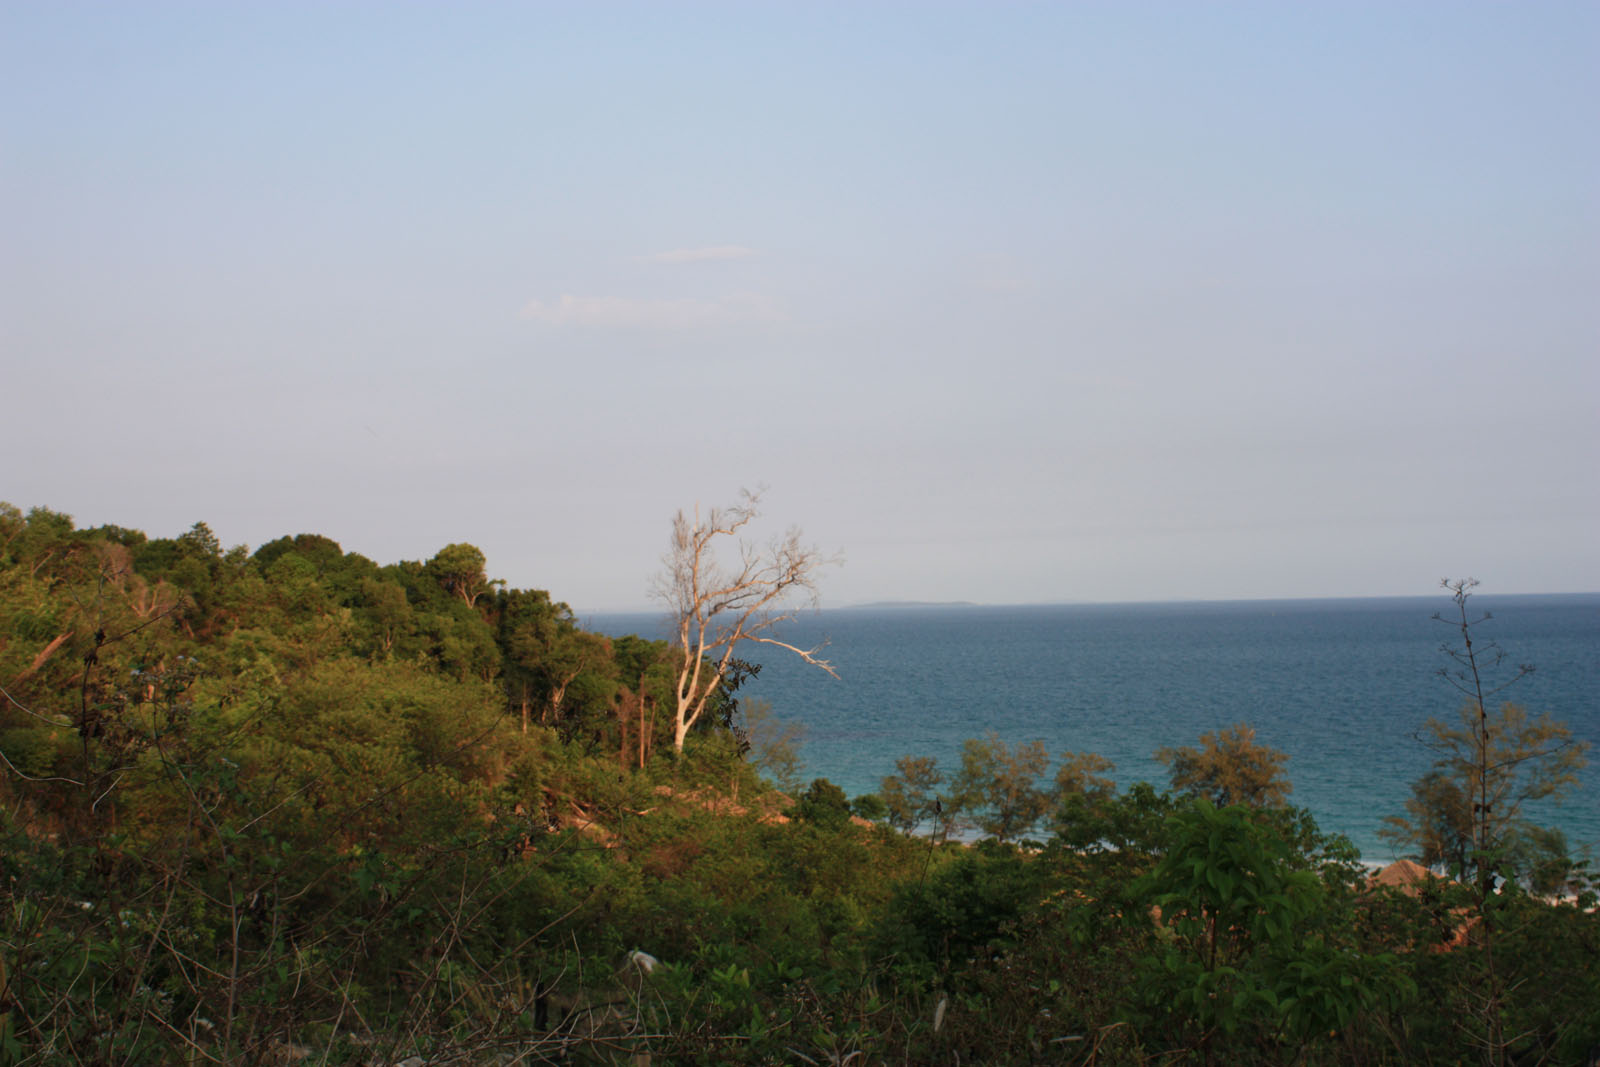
[577,589,1600,621]
[5,3,1596,610]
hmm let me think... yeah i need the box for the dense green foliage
[2,505,1596,1065]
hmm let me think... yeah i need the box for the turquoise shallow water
[585,595,1600,863]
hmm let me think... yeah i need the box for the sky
[3,3,1596,610]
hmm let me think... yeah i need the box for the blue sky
[3,3,1596,609]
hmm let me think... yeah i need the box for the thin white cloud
[636,245,757,264]
[519,293,781,329]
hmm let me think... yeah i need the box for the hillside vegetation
[1,504,1595,1065]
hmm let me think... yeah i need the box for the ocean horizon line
[578,589,1600,621]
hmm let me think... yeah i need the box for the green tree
[609,633,676,766]
[1156,723,1291,808]
[738,699,806,794]
[1053,749,1116,799]
[1135,798,1407,1064]
[952,732,1051,843]
[1051,779,1175,862]
[1384,769,1475,874]
[879,754,945,836]
[795,777,852,830]
[252,532,344,574]
[176,521,222,560]
[849,793,887,822]
[426,542,495,607]
[355,576,414,654]
[1,504,76,576]
[872,847,1047,983]
[496,588,614,736]
[1384,703,1586,879]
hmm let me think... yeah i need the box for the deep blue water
[584,595,1600,863]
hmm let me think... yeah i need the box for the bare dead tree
[652,490,840,752]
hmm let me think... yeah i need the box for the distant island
[841,599,981,610]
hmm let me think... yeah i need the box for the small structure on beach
[1370,858,1436,894]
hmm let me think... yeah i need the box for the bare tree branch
[652,490,840,751]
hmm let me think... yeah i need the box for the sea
[582,595,1600,864]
